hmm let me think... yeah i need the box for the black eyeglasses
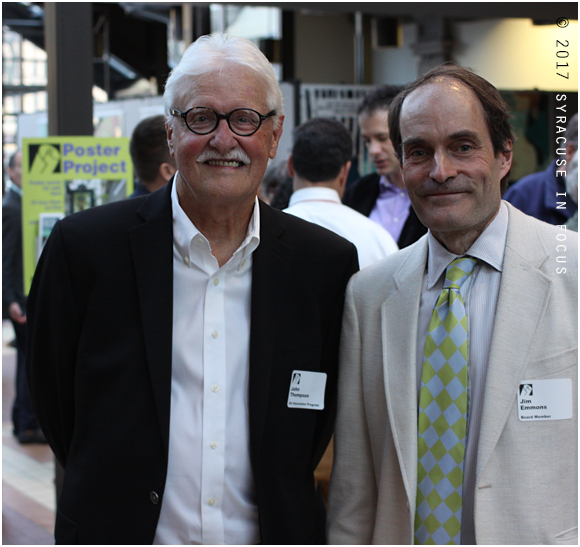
[170,106,277,136]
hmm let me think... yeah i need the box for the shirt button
[150,491,159,505]
[211,384,219,392]
[208,498,216,506]
[213,278,219,286]
[394,217,399,222]
[210,441,218,449]
[183,256,189,265]
[197,238,204,245]
[241,259,247,268]
[212,330,219,338]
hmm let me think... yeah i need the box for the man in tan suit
[328,65,578,545]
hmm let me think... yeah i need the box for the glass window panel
[2,59,19,85]
[22,39,46,60]
[2,29,21,57]
[22,60,47,85]
[37,91,47,111]
[223,6,282,40]
[23,93,38,113]
[4,96,17,114]
[3,116,18,141]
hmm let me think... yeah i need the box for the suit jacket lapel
[129,182,174,456]
[248,202,293,463]
[381,237,428,511]
[476,205,552,480]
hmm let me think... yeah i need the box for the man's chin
[374,164,397,178]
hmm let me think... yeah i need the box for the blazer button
[150,491,159,505]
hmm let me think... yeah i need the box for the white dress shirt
[416,201,509,545]
[284,186,398,269]
[154,179,261,545]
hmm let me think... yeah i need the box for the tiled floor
[3,320,56,545]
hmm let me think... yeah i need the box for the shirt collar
[379,175,407,196]
[171,172,261,266]
[288,186,341,206]
[426,201,509,289]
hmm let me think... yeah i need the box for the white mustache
[196,149,251,164]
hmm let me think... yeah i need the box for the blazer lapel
[476,206,552,480]
[248,202,293,462]
[381,237,428,512]
[129,182,174,456]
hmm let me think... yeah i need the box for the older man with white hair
[27,34,358,544]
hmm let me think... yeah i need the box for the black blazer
[26,180,358,545]
[343,173,427,249]
[2,187,25,317]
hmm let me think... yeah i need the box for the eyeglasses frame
[170,106,277,136]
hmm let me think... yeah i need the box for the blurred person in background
[259,158,290,205]
[129,115,176,197]
[3,150,46,444]
[565,149,578,231]
[343,85,427,248]
[285,117,398,269]
[504,113,577,224]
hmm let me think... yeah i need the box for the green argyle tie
[414,256,477,545]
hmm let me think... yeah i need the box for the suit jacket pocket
[55,509,79,545]
[524,347,578,379]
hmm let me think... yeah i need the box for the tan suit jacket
[328,203,578,544]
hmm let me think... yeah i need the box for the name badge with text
[287,370,327,410]
[517,378,573,421]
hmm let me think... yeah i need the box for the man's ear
[336,161,351,199]
[166,121,175,157]
[269,115,285,160]
[159,162,177,182]
[498,143,513,182]
[287,154,295,178]
[339,161,351,186]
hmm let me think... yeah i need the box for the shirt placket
[201,264,227,544]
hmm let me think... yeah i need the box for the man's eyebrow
[402,130,481,149]
[448,130,480,142]
[401,137,427,149]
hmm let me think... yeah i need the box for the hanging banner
[22,136,133,293]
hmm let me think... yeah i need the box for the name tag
[287,370,327,410]
[517,378,573,421]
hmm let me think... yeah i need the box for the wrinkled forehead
[174,64,268,108]
[404,79,482,117]
[400,79,488,140]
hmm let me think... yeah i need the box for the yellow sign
[22,136,133,293]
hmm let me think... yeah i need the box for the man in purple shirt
[503,113,577,225]
[343,86,427,248]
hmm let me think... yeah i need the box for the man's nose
[368,139,382,157]
[208,118,239,149]
[429,151,458,183]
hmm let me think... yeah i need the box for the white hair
[163,34,284,130]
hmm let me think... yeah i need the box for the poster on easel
[21,136,133,294]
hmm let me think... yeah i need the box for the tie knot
[444,256,477,290]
